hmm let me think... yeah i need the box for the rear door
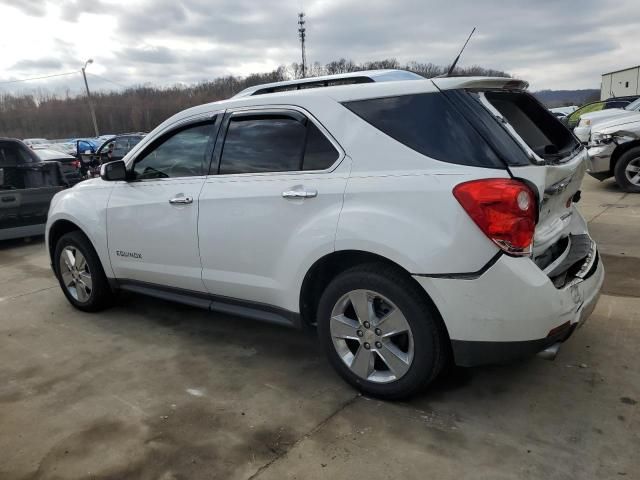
[477,91,586,255]
[197,107,348,310]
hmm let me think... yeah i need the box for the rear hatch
[433,78,591,286]
[473,89,586,256]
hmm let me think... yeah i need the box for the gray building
[601,65,640,99]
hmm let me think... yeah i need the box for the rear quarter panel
[330,109,507,274]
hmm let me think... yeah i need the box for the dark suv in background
[0,139,68,240]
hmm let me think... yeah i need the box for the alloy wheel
[624,157,640,186]
[59,246,93,302]
[330,289,414,383]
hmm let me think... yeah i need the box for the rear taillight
[72,160,80,169]
[453,179,537,256]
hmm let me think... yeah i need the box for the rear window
[343,93,505,169]
[485,91,579,159]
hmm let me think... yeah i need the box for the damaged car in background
[588,114,640,192]
[574,97,640,144]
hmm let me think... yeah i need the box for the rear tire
[54,231,114,312]
[614,147,640,193]
[317,263,447,399]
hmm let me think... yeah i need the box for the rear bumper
[413,242,604,367]
[450,323,578,367]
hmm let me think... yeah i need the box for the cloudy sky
[0,0,639,95]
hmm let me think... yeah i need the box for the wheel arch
[299,249,451,342]
[48,219,98,271]
[49,220,78,261]
[611,140,640,175]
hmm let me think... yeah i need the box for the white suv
[46,72,604,399]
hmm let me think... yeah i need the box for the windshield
[625,98,640,111]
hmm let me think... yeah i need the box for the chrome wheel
[330,289,414,383]
[59,246,93,303]
[624,157,640,186]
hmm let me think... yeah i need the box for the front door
[107,118,219,292]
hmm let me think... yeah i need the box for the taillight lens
[72,160,80,169]
[453,179,537,256]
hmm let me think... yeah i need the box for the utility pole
[297,12,307,78]
[81,59,99,137]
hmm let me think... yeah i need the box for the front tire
[614,147,640,193]
[54,231,114,312]
[317,264,447,399]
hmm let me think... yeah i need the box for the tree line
[0,59,509,139]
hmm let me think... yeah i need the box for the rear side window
[303,123,339,170]
[485,91,579,159]
[343,93,504,168]
[219,114,339,174]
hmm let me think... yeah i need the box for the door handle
[282,189,318,199]
[169,195,193,205]
[1,196,16,203]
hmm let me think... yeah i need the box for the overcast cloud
[0,0,638,94]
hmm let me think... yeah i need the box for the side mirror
[100,160,127,181]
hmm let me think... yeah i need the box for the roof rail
[233,69,424,98]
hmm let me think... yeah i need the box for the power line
[86,72,128,89]
[0,71,80,85]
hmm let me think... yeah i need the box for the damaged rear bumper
[413,239,604,367]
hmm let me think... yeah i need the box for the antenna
[446,27,476,77]
[298,12,307,78]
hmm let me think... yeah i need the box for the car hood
[593,112,640,135]
[580,108,633,123]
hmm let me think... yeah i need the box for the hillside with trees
[532,89,600,108]
[0,59,509,139]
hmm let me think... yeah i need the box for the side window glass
[112,138,129,157]
[219,116,306,174]
[0,145,21,189]
[303,123,339,170]
[101,140,115,156]
[345,93,502,168]
[133,123,213,179]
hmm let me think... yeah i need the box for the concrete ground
[1,176,638,480]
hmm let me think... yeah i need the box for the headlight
[589,132,613,146]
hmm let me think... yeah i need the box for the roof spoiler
[431,77,529,91]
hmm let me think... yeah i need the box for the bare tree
[0,60,510,139]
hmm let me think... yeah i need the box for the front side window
[0,143,38,189]
[133,123,213,179]
[218,114,340,174]
[112,138,130,157]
